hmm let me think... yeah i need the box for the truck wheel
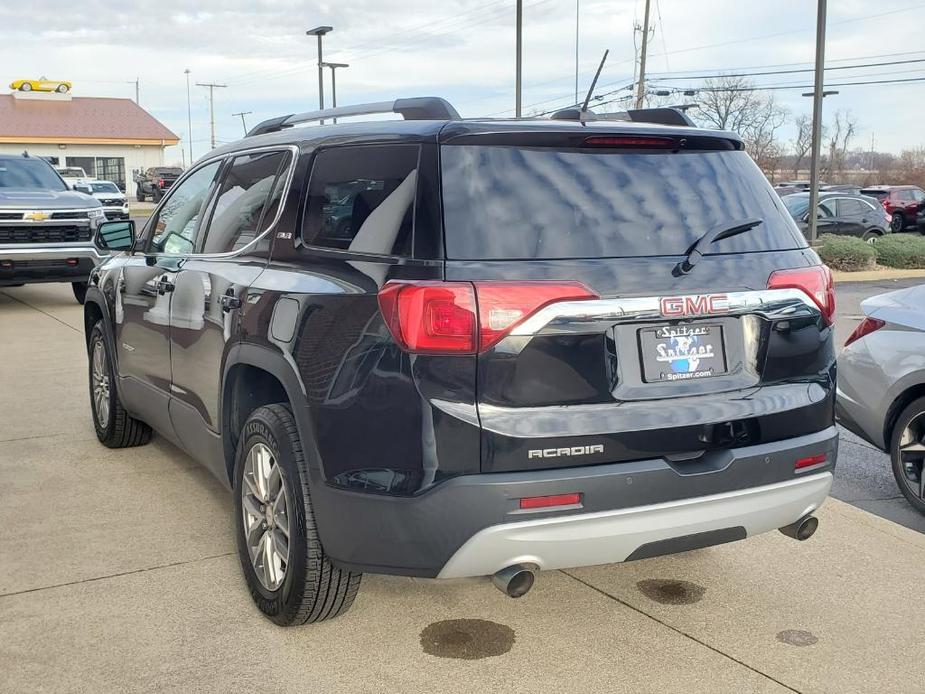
[890,397,925,515]
[72,281,88,304]
[20,83,31,92]
[152,188,163,202]
[88,321,152,448]
[56,83,69,93]
[136,187,145,202]
[233,404,361,626]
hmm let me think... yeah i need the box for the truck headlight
[88,208,105,219]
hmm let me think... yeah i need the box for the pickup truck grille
[0,225,91,244]
[100,199,123,206]
[50,211,90,220]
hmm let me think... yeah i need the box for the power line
[642,56,925,81]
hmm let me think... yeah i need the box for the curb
[832,268,925,284]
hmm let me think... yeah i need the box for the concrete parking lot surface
[2,283,924,693]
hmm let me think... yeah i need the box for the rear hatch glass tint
[441,146,806,259]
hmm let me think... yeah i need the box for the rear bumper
[0,245,104,285]
[438,471,832,578]
[316,426,838,578]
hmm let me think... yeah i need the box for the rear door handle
[220,292,242,312]
[155,277,174,295]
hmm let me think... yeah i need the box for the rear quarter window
[441,145,806,260]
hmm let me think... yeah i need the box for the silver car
[837,283,925,514]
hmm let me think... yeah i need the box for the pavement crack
[0,290,82,334]
[560,569,803,694]
[0,552,236,599]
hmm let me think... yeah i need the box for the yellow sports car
[9,77,71,93]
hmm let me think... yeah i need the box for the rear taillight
[378,280,597,354]
[844,316,885,347]
[519,493,582,510]
[795,453,827,470]
[157,178,165,187]
[767,265,835,325]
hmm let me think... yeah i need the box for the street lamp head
[306,26,333,36]
[321,62,349,69]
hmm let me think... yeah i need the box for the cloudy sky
[2,0,923,163]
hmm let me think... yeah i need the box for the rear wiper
[673,217,764,276]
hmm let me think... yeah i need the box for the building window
[65,156,95,178]
[95,157,126,191]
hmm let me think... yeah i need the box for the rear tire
[88,321,152,448]
[891,212,905,232]
[889,397,925,515]
[233,404,361,626]
[56,84,69,93]
[152,188,163,202]
[72,281,88,304]
[19,83,31,92]
[136,187,145,202]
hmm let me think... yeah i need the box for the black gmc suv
[83,98,838,626]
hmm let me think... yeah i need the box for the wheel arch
[221,343,311,486]
[883,381,925,451]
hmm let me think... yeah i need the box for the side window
[836,199,864,217]
[200,151,291,254]
[148,161,221,255]
[302,144,419,256]
[817,202,834,218]
[914,189,925,202]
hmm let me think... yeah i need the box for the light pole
[321,62,349,122]
[184,69,193,164]
[806,0,828,244]
[306,26,333,124]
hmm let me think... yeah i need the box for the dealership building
[0,90,179,192]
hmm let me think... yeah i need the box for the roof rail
[246,97,460,137]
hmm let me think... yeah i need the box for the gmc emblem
[660,294,730,317]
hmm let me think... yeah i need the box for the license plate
[639,324,727,383]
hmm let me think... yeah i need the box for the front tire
[88,321,152,448]
[19,83,31,92]
[891,212,905,232]
[862,230,881,244]
[890,397,925,515]
[72,281,88,304]
[56,84,69,93]
[233,404,361,626]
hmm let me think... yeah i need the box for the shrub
[873,233,925,269]
[816,234,876,271]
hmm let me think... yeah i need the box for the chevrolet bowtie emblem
[25,211,49,221]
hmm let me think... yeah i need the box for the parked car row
[777,182,925,240]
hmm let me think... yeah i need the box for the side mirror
[94,220,135,252]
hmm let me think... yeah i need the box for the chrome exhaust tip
[491,564,536,598]
[779,515,819,541]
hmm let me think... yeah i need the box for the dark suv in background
[83,98,838,626]
[782,191,892,243]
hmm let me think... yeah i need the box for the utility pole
[321,62,349,122]
[232,111,253,135]
[306,26,333,124]
[196,82,227,150]
[515,0,523,117]
[574,0,580,104]
[184,69,193,164]
[126,78,139,105]
[806,0,827,244]
[634,0,651,109]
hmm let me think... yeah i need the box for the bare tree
[820,110,858,181]
[690,76,787,175]
[790,114,813,178]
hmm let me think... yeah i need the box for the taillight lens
[767,265,835,325]
[474,281,597,351]
[844,316,885,347]
[378,280,597,354]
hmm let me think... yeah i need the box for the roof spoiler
[550,106,695,127]
[246,97,460,137]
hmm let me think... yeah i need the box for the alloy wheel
[897,413,925,502]
[241,442,291,591]
[91,339,110,425]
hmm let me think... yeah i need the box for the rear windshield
[860,189,888,201]
[441,146,806,259]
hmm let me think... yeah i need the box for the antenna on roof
[550,50,609,124]
[581,50,609,114]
